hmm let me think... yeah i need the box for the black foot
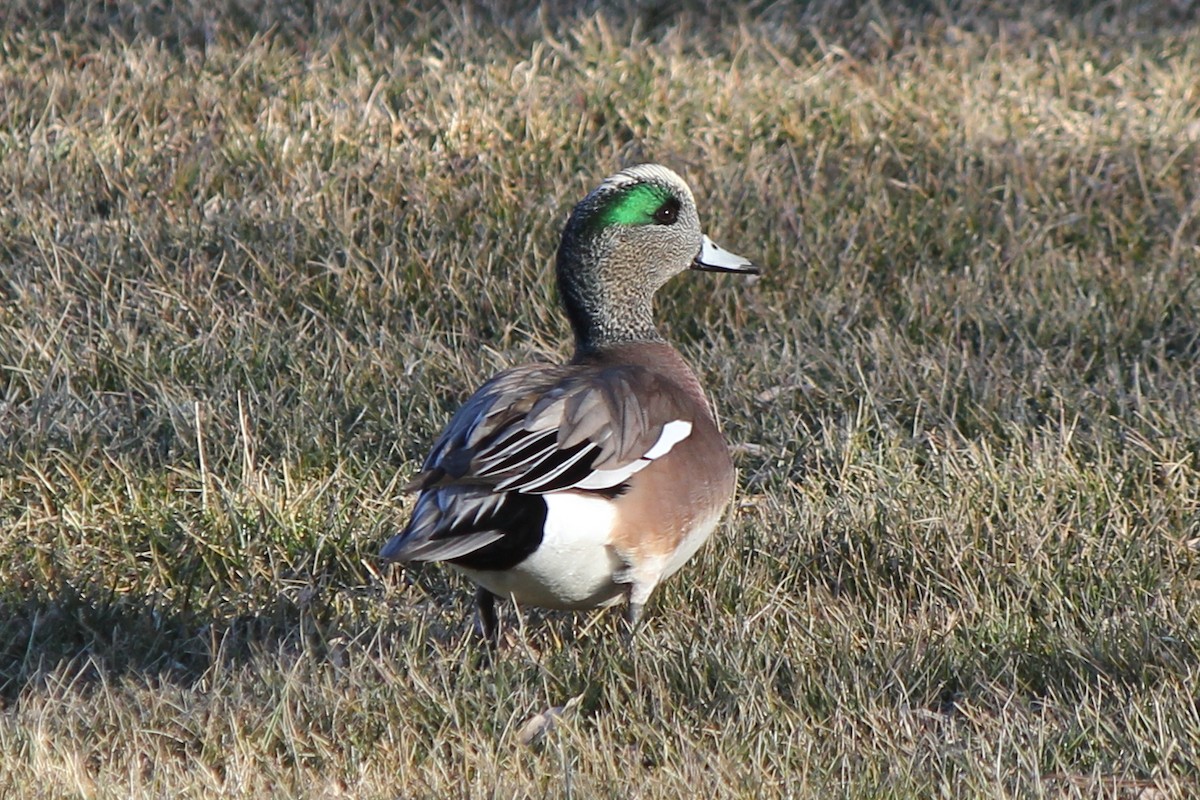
[476,585,499,650]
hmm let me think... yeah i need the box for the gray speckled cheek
[555,165,707,351]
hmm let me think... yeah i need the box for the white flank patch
[457,492,625,610]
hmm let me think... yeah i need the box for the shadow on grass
[0,566,463,707]
[0,579,290,703]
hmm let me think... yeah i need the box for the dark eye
[653,197,680,225]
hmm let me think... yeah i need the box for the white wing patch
[642,420,693,459]
[570,419,693,491]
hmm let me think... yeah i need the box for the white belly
[455,492,626,610]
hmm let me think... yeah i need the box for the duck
[381,163,757,644]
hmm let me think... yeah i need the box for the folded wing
[382,364,695,564]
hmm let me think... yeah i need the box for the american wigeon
[381,164,757,644]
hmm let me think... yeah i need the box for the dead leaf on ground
[515,694,584,746]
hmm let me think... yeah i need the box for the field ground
[2,1,1199,797]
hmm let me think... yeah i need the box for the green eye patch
[596,183,673,227]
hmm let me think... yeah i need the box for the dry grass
[2,1,1199,797]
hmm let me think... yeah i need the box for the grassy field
[2,1,1199,796]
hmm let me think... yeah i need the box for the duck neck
[562,285,661,353]
[557,246,662,354]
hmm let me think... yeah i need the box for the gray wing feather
[406,363,693,495]
[386,363,695,563]
[381,488,506,561]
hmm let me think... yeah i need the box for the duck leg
[476,585,499,649]
[624,600,645,631]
